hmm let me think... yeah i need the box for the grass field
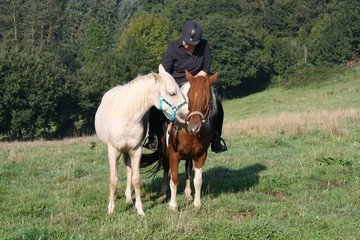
[1,66,359,239]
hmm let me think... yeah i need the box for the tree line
[0,0,359,140]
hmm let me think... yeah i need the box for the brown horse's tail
[140,150,163,179]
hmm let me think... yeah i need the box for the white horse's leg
[129,148,145,216]
[108,145,120,214]
[125,156,133,204]
[193,167,202,208]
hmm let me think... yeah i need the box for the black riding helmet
[182,21,203,45]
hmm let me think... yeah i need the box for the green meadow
[1,66,359,239]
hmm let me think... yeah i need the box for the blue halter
[159,94,187,121]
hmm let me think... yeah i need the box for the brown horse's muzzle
[186,113,204,135]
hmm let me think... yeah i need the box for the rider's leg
[211,96,227,153]
[143,107,165,151]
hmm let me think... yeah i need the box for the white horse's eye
[169,92,176,96]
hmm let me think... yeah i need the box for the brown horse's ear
[208,72,218,86]
[185,70,195,85]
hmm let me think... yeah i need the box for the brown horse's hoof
[157,194,167,201]
[185,195,193,201]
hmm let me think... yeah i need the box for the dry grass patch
[224,108,360,138]
[0,135,98,151]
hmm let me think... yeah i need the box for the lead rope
[166,122,173,147]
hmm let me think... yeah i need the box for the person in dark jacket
[143,21,227,153]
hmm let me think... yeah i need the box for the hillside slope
[222,66,360,138]
[223,66,360,119]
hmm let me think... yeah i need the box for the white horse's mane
[101,73,156,117]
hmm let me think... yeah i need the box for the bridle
[165,99,211,147]
[186,97,212,124]
[159,93,187,121]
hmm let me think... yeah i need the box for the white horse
[95,64,188,216]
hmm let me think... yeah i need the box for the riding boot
[211,96,227,153]
[143,107,165,151]
[211,129,227,153]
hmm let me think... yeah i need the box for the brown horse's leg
[158,156,169,200]
[158,124,169,200]
[107,145,120,214]
[169,154,180,210]
[194,153,207,208]
[184,160,193,201]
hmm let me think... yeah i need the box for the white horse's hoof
[137,210,145,216]
[169,202,177,211]
[108,203,115,214]
[194,201,201,208]
[126,198,133,204]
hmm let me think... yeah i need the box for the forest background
[0,0,359,140]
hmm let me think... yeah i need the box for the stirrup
[212,137,227,153]
[143,135,158,151]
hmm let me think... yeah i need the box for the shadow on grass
[203,163,267,196]
[142,163,267,198]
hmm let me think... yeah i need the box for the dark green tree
[161,0,241,31]
[75,52,130,133]
[116,0,141,33]
[307,11,352,64]
[22,0,64,51]
[264,36,305,77]
[87,0,120,49]
[203,14,272,98]
[0,50,78,140]
[117,11,177,73]
[0,0,65,52]
[306,0,360,65]
[82,19,107,67]
[0,0,24,51]
[55,0,89,71]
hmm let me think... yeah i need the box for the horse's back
[95,84,148,149]
[95,86,122,140]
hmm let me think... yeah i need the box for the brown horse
[141,70,218,210]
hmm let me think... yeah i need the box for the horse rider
[143,21,227,153]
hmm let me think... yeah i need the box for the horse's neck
[120,74,156,117]
[181,82,190,102]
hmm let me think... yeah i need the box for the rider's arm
[202,40,211,76]
[195,70,208,78]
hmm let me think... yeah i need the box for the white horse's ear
[152,71,162,82]
[158,64,165,74]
